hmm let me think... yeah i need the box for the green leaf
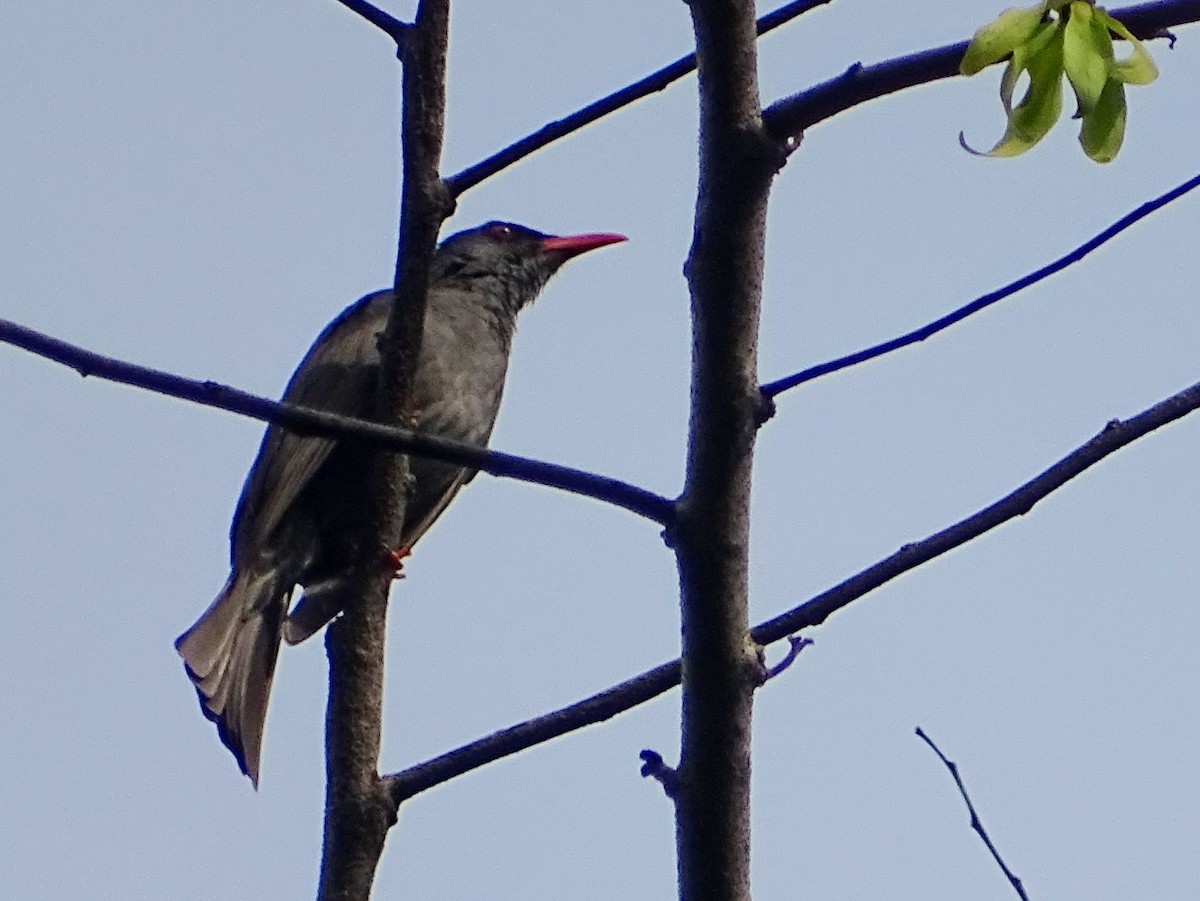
[1079,77,1127,161]
[1097,10,1159,84]
[961,3,1050,75]
[1063,2,1109,115]
[966,24,1066,157]
[959,2,1151,161]
[1000,20,1060,113]
[1087,10,1117,64]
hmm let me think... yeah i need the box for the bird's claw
[384,545,412,579]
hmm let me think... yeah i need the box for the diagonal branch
[761,169,1200,398]
[446,0,831,196]
[763,0,1200,141]
[916,728,1029,901]
[0,317,675,525]
[751,378,1200,643]
[384,658,683,805]
[330,0,410,42]
[382,374,1200,804]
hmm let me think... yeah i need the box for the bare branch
[382,376,1200,801]
[443,2,1200,195]
[330,0,410,42]
[754,381,1200,640]
[763,0,1200,141]
[762,169,1200,398]
[384,659,682,805]
[318,1,451,897]
[659,0,778,896]
[446,0,830,196]
[0,317,674,525]
[916,728,1029,901]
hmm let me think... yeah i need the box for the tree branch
[448,1,1200,197]
[761,169,1200,397]
[673,2,780,900]
[330,0,410,42]
[916,728,1029,901]
[763,0,1200,141]
[317,1,451,898]
[382,657,682,805]
[446,0,830,196]
[0,317,675,525]
[753,379,1200,642]
[380,375,1200,803]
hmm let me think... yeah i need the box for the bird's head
[433,221,627,315]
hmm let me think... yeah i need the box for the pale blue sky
[2,2,1198,899]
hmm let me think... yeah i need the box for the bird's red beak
[540,232,628,259]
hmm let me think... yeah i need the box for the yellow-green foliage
[960,1,1157,162]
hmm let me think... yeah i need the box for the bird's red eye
[486,222,516,241]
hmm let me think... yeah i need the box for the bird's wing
[231,291,392,559]
[401,459,474,549]
[397,332,501,547]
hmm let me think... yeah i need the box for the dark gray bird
[176,221,626,786]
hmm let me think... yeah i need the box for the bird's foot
[384,545,412,579]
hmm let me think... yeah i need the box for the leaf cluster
[960,0,1158,161]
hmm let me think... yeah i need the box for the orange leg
[384,545,412,579]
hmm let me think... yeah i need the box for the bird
[175,220,626,786]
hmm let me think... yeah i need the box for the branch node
[755,389,777,427]
[660,511,682,549]
[761,634,813,683]
[638,749,679,799]
[430,177,456,220]
[780,130,803,162]
[200,380,229,400]
[377,778,401,827]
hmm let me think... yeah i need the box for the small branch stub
[761,634,813,684]
[639,749,680,800]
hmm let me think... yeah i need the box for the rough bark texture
[676,2,779,901]
[317,3,451,899]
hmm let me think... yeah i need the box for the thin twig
[763,635,813,681]
[0,317,675,526]
[383,376,1200,803]
[446,0,1200,197]
[446,0,831,195]
[916,728,1030,901]
[761,170,1200,398]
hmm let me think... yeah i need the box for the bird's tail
[175,567,289,787]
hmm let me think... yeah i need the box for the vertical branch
[317,2,452,899]
[675,2,780,901]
